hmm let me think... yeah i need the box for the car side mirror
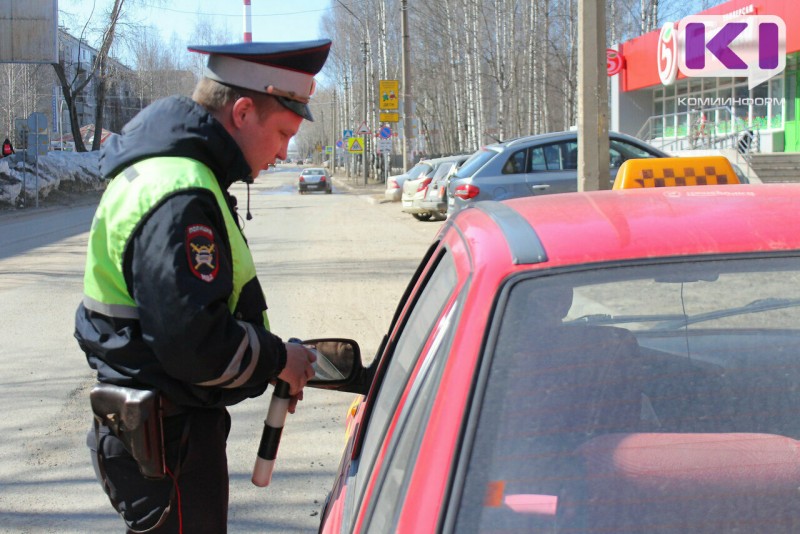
[303,338,365,390]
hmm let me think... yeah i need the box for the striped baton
[252,379,291,486]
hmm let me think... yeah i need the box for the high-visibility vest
[82,156,269,329]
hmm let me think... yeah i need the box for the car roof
[487,129,654,150]
[419,154,471,165]
[453,185,800,269]
[302,167,327,172]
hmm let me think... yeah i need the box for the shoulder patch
[185,224,219,282]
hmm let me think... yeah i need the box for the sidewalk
[331,172,388,204]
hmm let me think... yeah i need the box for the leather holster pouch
[90,383,166,479]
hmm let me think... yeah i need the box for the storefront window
[676,81,688,136]
[752,83,769,131]
[734,83,749,130]
[770,78,785,129]
[654,100,663,136]
[664,98,676,137]
[716,85,733,134]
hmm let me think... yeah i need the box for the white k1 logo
[659,15,786,90]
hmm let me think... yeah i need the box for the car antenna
[484,131,502,143]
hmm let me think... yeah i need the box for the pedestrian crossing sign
[347,136,364,153]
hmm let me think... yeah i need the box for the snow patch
[0,151,104,206]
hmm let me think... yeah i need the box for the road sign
[347,136,364,153]
[379,80,399,110]
[343,129,353,139]
[356,121,370,135]
[379,112,399,122]
[379,125,392,139]
[377,138,392,154]
[325,146,333,154]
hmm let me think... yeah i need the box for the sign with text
[376,138,392,154]
[379,80,399,110]
[659,15,786,90]
[380,112,399,122]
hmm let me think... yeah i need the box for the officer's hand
[287,391,303,414]
[279,342,317,396]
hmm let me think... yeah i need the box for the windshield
[454,148,500,179]
[457,256,800,533]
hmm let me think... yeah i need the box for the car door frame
[524,139,580,195]
[320,238,468,532]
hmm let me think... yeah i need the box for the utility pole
[363,40,369,185]
[400,0,413,172]
[577,0,610,191]
[344,74,351,179]
[332,89,337,173]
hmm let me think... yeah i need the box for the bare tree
[295,0,710,163]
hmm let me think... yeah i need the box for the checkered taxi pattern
[613,156,740,190]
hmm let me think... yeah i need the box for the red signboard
[620,0,800,92]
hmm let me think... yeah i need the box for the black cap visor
[277,96,313,121]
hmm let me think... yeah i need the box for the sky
[59,0,332,51]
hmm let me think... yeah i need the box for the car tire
[413,212,433,221]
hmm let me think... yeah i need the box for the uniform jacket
[75,95,286,408]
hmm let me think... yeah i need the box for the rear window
[456,257,800,532]
[407,162,434,180]
[455,148,499,179]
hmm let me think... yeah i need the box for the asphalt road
[0,166,441,533]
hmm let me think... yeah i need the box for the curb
[332,175,388,205]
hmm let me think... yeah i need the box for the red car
[309,161,800,533]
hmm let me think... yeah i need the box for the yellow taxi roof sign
[613,156,739,190]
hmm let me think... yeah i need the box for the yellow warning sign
[379,80,399,110]
[347,136,364,154]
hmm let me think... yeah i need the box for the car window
[433,162,457,181]
[454,258,800,532]
[406,162,433,180]
[502,149,526,175]
[609,138,662,167]
[455,148,499,178]
[348,250,458,529]
[366,295,461,532]
[531,141,577,171]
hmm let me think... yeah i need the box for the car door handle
[530,184,550,191]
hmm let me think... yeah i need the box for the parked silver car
[384,160,435,202]
[446,131,670,215]
[400,154,470,221]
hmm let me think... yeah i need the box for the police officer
[75,39,331,533]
